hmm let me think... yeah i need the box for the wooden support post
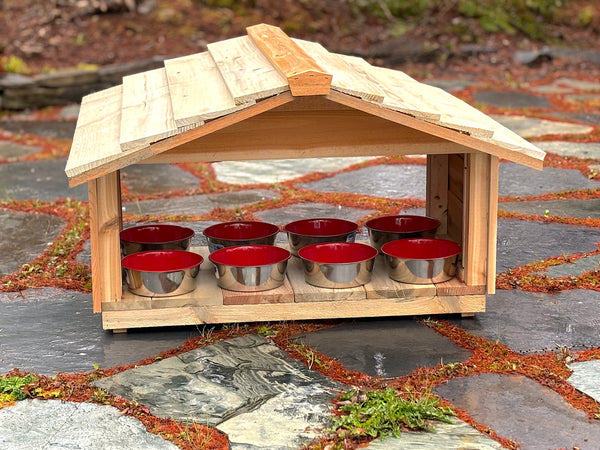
[463,153,493,287]
[426,154,449,235]
[88,171,122,313]
[487,156,499,294]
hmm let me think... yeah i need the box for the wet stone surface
[434,373,600,450]
[498,162,599,197]
[0,210,64,277]
[297,164,427,199]
[535,141,600,158]
[121,164,200,194]
[93,334,341,448]
[365,418,501,449]
[122,189,279,216]
[473,90,551,109]
[499,198,600,219]
[0,399,177,450]
[496,218,600,272]
[0,140,41,159]
[0,158,87,201]
[213,157,375,185]
[0,288,198,375]
[294,319,471,377]
[568,360,600,403]
[449,289,600,353]
[491,115,593,138]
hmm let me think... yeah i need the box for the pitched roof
[65,23,545,187]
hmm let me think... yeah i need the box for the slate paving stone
[498,162,599,197]
[213,157,375,185]
[254,202,374,237]
[92,334,342,448]
[424,78,480,91]
[0,399,177,450]
[449,289,600,353]
[120,163,200,194]
[0,288,199,375]
[296,164,427,199]
[0,210,64,277]
[549,112,600,126]
[434,373,600,449]
[535,141,600,159]
[294,319,471,378]
[539,254,600,278]
[0,120,77,139]
[473,90,551,109]
[0,158,87,201]
[59,103,81,119]
[122,189,279,216]
[566,93,600,103]
[499,198,600,219]
[365,418,501,449]
[568,360,600,403]
[496,219,600,272]
[491,115,593,138]
[0,140,41,159]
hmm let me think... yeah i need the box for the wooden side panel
[426,154,449,235]
[463,153,493,286]
[207,36,288,104]
[294,39,385,102]
[88,172,122,312]
[247,24,331,96]
[487,156,499,294]
[120,68,178,152]
[65,85,124,183]
[164,52,252,128]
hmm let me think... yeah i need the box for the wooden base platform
[102,246,486,330]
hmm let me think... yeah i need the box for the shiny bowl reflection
[365,215,440,253]
[209,245,291,292]
[381,238,461,284]
[203,221,279,253]
[120,224,194,256]
[298,242,378,288]
[121,250,203,297]
[284,218,358,256]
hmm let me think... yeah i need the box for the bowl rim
[381,238,461,260]
[284,217,358,237]
[203,221,280,241]
[365,215,440,233]
[120,224,195,245]
[121,250,203,272]
[298,242,378,264]
[209,244,291,267]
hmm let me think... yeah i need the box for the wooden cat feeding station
[65,24,545,331]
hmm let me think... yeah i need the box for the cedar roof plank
[120,67,178,152]
[207,35,288,105]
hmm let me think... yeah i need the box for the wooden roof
[65,23,545,187]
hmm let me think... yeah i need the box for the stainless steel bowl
[120,224,194,257]
[298,242,378,288]
[284,218,358,257]
[382,238,461,284]
[209,245,291,292]
[203,221,279,253]
[366,215,440,253]
[121,250,203,297]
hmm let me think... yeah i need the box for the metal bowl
[298,242,378,288]
[209,245,291,292]
[381,238,461,284]
[203,221,279,253]
[120,224,194,257]
[365,215,440,253]
[121,250,203,297]
[284,218,358,256]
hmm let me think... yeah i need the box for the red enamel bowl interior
[284,218,358,236]
[120,224,194,244]
[121,250,203,272]
[366,215,440,233]
[203,221,279,241]
[382,238,462,260]
[209,245,291,267]
[298,242,378,264]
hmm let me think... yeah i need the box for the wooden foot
[461,312,475,318]
[112,328,128,334]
